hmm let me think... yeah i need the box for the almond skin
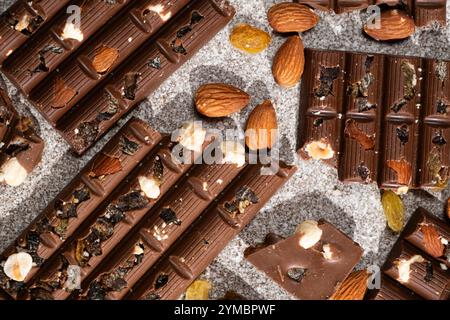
[268,3,319,33]
[330,270,368,300]
[420,224,445,258]
[195,84,250,118]
[272,35,305,88]
[92,46,119,74]
[52,78,77,109]
[245,100,278,150]
[364,9,415,41]
[89,154,123,178]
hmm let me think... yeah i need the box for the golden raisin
[381,190,405,233]
[230,23,271,54]
[185,279,211,300]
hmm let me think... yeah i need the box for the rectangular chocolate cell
[413,0,447,26]
[78,161,248,300]
[0,0,71,66]
[0,118,162,298]
[244,220,363,300]
[0,85,18,145]
[2,0,131,95]
[57,0,235,155]
[383,240,450,300]
[365,274,422,300]
[127,163,297,300]
[24,0,190,110]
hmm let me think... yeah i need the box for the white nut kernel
[139,176,160,199]
[221,141,245,167]
[0,157,28,187]
[304,140,334,160]
[177,122,206,152]
[61,21,84,42]
[296,220,322,249]
[3,252,33,282]
[322,243,333,260]
[397,255,425,283]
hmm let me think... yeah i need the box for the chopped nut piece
[185,279,211,300]
[344,119,375,150]
[139,176,161,199]
[296,220,322,249]
[0,157,28,186]
[322,243,333,260]
[3,252,33,282]
[420,224,445,258]
[177,122,206,152]
[386,158,412,186]
[396,255,425,283]
[61,21,84,42]
[220,141,245,167]
[304,140,334,160]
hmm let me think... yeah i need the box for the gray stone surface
[0,0,449,300]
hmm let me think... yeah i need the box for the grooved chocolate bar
[0,0,71,66]
[296,0,447,26]
[365,274,422,300]
[373,208,450,300]
[57,0,235,155]
[0,83,17,145]
[126,163,297,300]
[2,0,132,95]
[298,49,450,192]
[0,117,162,299]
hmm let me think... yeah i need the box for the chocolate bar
[3,0,190,96]
[0,117,163,298]
[296,0,447,26]
[0,0,71,66]
[0,81,18,145]
[365,274,422,300]
[298,49,450,192]
[244,220,363,300]
[55,0,234,155]
[126,163,297,300]
[378,208,450,300]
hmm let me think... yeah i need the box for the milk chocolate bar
[0,117,162,298]
[365,274,422,300]
[296,0,447,26]
[298,49,450,192]
[0,82,18,145]
[379,208,450,300]
[126,163,297,300]
[244,220,363,300]
[0,0,71,66]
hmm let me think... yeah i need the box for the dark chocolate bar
[298,49,450,192]
[379,208,450,300]
[365,274,422,300]
[296,0,447,26]
[0,117,162,298]
[126,163,297,300]
[2,0,132,95]
[244,220,363,300]
[0,0,71,66]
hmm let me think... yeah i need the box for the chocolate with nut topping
[365,274,422,300]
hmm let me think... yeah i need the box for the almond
[344,119,375,150]
[420,224,445,258]
[330,270,368,300]
[195,84,250,117]
[245,100,278,150]
[268,3,319,33]
[92,46,120,74]
[447,198,450,219]
[89,154,123,178]
[52,78,77,109]
[272,35,305,88]
[364,9,415,41]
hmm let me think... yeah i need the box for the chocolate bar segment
[0,118,162,298]
[244,220,363,300]
[0,0,71,66]
[2,0,131,96]
[365,274,422,300]
[23,0,190,109]
[127,163,297,300]
[0,84,18,146]
[57,0,235,155]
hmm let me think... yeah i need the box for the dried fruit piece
[330,270,368,300]
[387,158,412,186]
[195,83,250,117]
[396,124,409,144]
[230,23,271,54]
[420,224,445,258]
[268,3,319,33]
[245,100,278,150]
[185,279,211,300]
[304,139,334,160]
[427,147,449,188]
[3,252,33,282]
[364,9,415,41]
[224,187,259,217]
[92,46,120,74]
[344,119,375,150]
[123,72,141,100]
[52,78,77,109]
[272,35,305,88]
[381,190,405,233]
[296,220,322,249]
[314,66,340,98]
[89,154,123,178]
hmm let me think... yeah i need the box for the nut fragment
[381,190,404,233]
[330,270,369,300]
[396,255,425,283]
[268,3,319,33]
[304,139,334,160]
[245,100,278,151]
[386,158,412,186]
[177,122,206,152]
[322,243,333,260]
[229,23,271,54]
[195,83,250,117]
[3,252,33,282]
[61,21,84,42]
[272,35,305,88]
[296,220,322,249]
[52,78,77,109]
[420,224,445,258]
[0,157,28,187]
[185,279,211,300]
[89,154,123,178]
[92,46,120,74]
[364,9,415,41]
[139,176,161,199]
[344,119,375,150]
[220,141,246,167]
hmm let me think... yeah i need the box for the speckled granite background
[0,0,449,300]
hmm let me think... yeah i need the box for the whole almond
[268,3,319,33]
[364,9,415,41]
[92,46,120,74]
[330,270,369,300]
[195,84,250,117]
[420,224,445,258]
[272,35,305,88]
[245,100,278,150]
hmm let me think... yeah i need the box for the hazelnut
[296,220,322,249]
[0,157,28,187]
[3,252,33,282]
[177,122,206,152]
[14,14,30,32]
[396,255,425,283]
[139,176,160,199]
[304,140,334,160]
[220,141,246,168]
